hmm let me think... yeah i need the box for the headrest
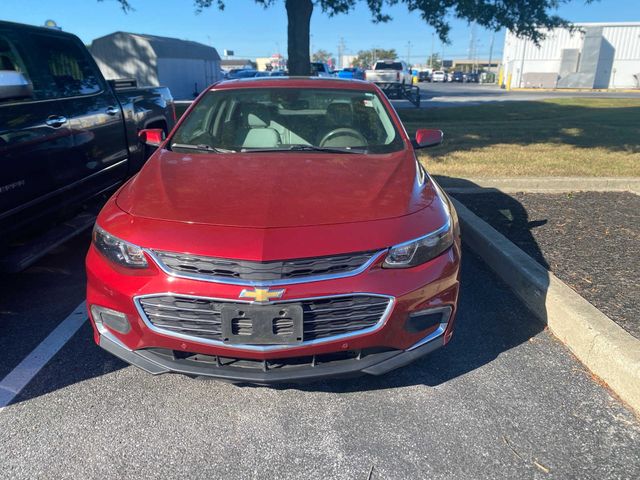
[239,103,271,128]
[326,102,353,125]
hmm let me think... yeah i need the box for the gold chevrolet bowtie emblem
[239,287,285,303]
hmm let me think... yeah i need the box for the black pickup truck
[0,21,175,271]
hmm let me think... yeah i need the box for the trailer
[375,82,421,107]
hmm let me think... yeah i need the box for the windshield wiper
[171,143,236,153]
[241,145,367,154]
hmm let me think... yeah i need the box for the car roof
[0,20,81,40]
[212,76,374,91]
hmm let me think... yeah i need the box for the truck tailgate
[367,72,400,82]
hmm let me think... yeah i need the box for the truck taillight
[171,103,177,123]
[396,71,400,81]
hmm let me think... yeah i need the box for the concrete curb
[510,88,640,93]
[450,197,640,415]
[436,176,640,195]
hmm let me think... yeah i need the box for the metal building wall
[603,25,640,88]
[90,33,159,86]
[90,32,222,98]
[502,23,640,89]
[156,58,221,100]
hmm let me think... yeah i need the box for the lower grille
[137,294,392,345]
[145,347,397,372]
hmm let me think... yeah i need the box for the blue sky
[1,0,638,63]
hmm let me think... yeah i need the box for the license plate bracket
[221,304,303,345]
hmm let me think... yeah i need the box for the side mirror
[413,128,443,149]
[0,71,33,101]
[138,128,165,147]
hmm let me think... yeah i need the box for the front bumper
[87,237,461,382]
[97,320,448,384]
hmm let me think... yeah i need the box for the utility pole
[430,33,435,68]
[468,23,477,60]
[337,37,345,69]
[406,40,412,66]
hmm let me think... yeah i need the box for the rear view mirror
[414,129,443,149]
[138,128,165,147]
[0,71,33,101]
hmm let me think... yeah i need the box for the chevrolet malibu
[86,77,461,384]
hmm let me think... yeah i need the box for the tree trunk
[285,0,313,76]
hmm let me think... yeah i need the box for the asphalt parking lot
[0,233,638,479]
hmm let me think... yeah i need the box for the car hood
[116,148,435,228]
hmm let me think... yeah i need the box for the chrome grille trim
[134,292,395,352]
[144,249,387,286]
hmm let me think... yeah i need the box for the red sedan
[86,77,461,383]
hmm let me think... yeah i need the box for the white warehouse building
[90,32,222,100]
[502,22,640,89]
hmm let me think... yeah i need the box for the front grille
[137,294,392,344]
[152,250,378,282]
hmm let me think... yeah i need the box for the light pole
[487,32,495,81]
[430,33,435,68]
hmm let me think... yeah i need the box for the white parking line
[0,301,87,412]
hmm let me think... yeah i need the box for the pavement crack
[502,435,525,461]
[502,435,552,474]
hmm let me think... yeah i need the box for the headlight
[92,225,148,268]
[383,218,454,268]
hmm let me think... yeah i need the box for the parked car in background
[465,72,480,83]
[0,20,175,272]
[310,62,333,77]
[87,77,460,384]
[224,68,246,79]
[418,70,432,82]
[337,67,365,80]
[431,70,446,82]
[225,69,259,79]
[365,60,412,84]
[269,70,288,76]
[451,71,464,82]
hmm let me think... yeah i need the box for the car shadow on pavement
[0,232,127,406]
[10,322,127,405]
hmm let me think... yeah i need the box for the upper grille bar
[145,249,386,286]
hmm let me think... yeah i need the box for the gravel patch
[453,191,640,339]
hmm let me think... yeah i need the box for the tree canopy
[311,49,334,64]
[109,0,592,75]
[352,49,398,69]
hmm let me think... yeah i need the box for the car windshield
[170,87,404,154]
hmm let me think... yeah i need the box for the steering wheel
[319,128,367,148]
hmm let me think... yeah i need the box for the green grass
[399,97,640,177]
